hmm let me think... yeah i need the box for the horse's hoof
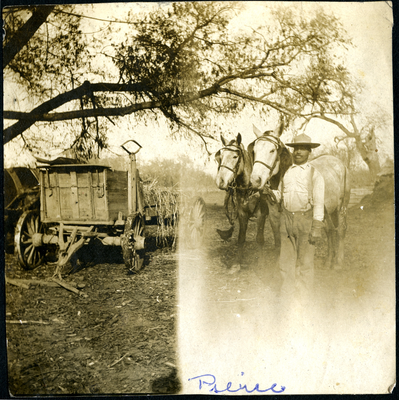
[228,264,241,274]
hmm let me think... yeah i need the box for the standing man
[276,134,325,307]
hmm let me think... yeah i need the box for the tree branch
[3,6,55,68]
[217,87,299,117]
[3,81,221,143]
[175,120,213,155]
[310,114,355,137]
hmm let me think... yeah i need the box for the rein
[253,135,282,172]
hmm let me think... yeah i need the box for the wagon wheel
[14,210,45,270]
[187,197,206,248]
[122,213,145,273]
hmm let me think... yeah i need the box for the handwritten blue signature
[188,372,286,394]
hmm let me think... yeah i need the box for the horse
[215,133,280,271]
[249,125,351,270]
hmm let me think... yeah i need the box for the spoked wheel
[14,210,45,270]
[122,213,146,273]
[187,197,206,248]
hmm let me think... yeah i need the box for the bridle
[252,135,282,173]
[217,145,243,175]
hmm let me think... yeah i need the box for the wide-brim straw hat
[286,133,320,148]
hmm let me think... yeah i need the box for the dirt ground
[4,174,395,395]
[5,239,180,395]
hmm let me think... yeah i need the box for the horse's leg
[230,211,248,272]
[268,202,281,251]
[324,216,333,269]
[255,198,268,247]
[264,202,281,275]
[334,207,348,270]
[325,231,333,270]
[334,166,351,270]
[331,229,339,269]
[331,210,340,269]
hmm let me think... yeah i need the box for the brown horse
[215,133,280,270]
[249,126,351,270]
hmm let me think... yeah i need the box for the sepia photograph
[3,1,395,395]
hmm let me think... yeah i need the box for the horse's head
[249,122,290,190]
[215,133,245,190]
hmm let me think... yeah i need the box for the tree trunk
[354,126,381,181]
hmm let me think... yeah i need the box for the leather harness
[252,135,283,173]
[217,144,243,176]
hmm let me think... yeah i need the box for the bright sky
[4,2,393,173]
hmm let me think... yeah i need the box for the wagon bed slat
[40,166,129,225]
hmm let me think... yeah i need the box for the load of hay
[142,179,180,247]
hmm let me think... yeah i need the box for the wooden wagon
[14,140,206,275]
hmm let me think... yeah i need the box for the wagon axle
[15,210,146,272]
[31,232,58,247]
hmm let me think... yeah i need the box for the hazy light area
[177,228,395,394]
[176,3,394,394]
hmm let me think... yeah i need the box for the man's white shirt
[276,162,325,222]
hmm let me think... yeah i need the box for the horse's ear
[253,124,262,138]
[237,133,242,146]
[247,141,255,163]
[215,150,221,165]
[221,135,228,147]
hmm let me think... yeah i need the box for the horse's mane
[235,140,252,188]
[269,144,292,189]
